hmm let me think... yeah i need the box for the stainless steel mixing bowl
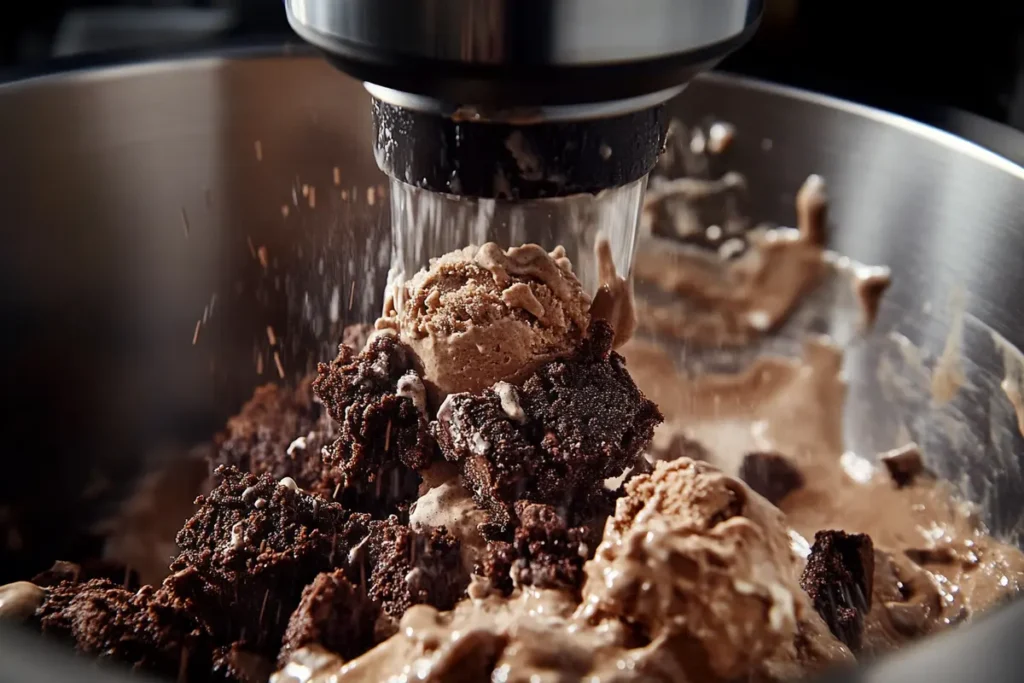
[1,47,1024,682]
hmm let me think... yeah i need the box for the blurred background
[2,0,1024,132]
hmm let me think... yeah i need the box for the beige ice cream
[581,458,852,680]
[376,243,591,397]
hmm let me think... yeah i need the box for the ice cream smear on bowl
[3,174,1024,683]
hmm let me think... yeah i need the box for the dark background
[3,0,1024,132]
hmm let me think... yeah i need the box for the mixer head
[285,0,763,285]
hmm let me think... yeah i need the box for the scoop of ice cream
[580,458,850,680]
[376,243,591,397]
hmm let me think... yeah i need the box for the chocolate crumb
[739,451,805,505]
[800,530,875,651]
[880,444,928,489]
[903,546,961,566]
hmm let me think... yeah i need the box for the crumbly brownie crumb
[800,530,875,651]
[279,569,379,665]
[313,335,433,515]
[738,451,805,506]
[434,321,661,527]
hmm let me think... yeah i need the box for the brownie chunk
[739,451,805,506]
[357,517,468,622]
[800,530,875,651]
[434,322,661,527]
[478,503,591,596]
[313,334,433,515]
[168,466,371,660]
[279,569,379,665]
[211,379,340,499]
[34,579,209,680]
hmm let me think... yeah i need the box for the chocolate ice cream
[581,457,852,681]
[376,243,591,398]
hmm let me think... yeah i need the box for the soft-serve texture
[1,175,1023,683]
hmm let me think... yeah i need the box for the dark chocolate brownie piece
[34,579,210,680]
[313,334,433,515]
[358,516,468,621]
[433,321,662,526]
[168,466,371,660]
[211,379,341,499]
[478,503,591,595]
[738,451,805,506]
[800,530,875,652]
[278,569,379,665]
